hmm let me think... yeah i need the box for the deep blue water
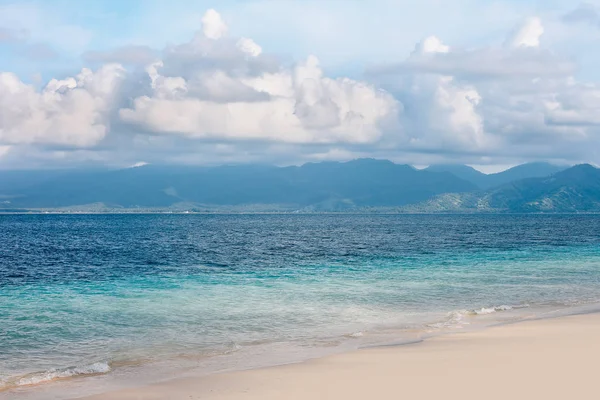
[2,214,600,392]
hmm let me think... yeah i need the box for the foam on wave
[470,305,514,315]
[347,331,364,338]
[9,362,111,388]
[428,304,525,329]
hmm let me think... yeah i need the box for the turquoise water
[2,214,600,397]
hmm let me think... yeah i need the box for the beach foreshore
[77,312,600,400]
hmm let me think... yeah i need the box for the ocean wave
[224,343,243,354]
[427,304,525,329]
[9,362,111,388]
[469,305,515,315]
[347,331,364,338]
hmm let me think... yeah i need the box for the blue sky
[1,0,600,169]
[2,0,585,78]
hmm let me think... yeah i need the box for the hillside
[484,164,600,212]
[2,161,597,213]
[425,162,567,189]
[411,164,600,213]
[0,159,477,210]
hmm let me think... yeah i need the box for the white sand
[79,313,600,400]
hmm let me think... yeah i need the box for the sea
[2,214,600,399]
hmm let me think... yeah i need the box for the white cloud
[201,9,228,40]
[129,161,149,168]
[3,5,600,168]
[224,0,532,69]
[370,18,573,80]
[416,36,450,54]
[119,10,400,145]
[435,78,486,147]
[507,17,544,48]
[369,17,600,161]
[384,46,491,152]
[0,64,125,147]
[545,82,600,126]
[236,37,262,57]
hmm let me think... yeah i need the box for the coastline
[75,311,600,400]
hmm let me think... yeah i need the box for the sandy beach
[77,312,600,400]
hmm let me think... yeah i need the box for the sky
[1,0,600,170]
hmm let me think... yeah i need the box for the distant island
[1,159,598,213]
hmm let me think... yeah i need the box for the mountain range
[0,159,598,213]
[424,163,566,189]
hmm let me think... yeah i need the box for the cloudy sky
[1,0,600,170]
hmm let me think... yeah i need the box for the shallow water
[2,214,600,398]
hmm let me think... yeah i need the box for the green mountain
[425,162,567,189]
[484,164,600,212]
[412,164,600,213]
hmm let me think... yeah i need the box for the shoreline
[4,302,600,399]
[74,310,600,400]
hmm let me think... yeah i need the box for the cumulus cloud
[0,64,125,147]
[201,9,228,40]
[236,37,262,57]
[506,17,544,48]
[415,36,450,54]
[377,36,491,152]
[370,19,573,80]
[119,10,400,145]
[369,16,600,161]
[3,7,600,168]
[407,75,488,151]
[545,83,600,126]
